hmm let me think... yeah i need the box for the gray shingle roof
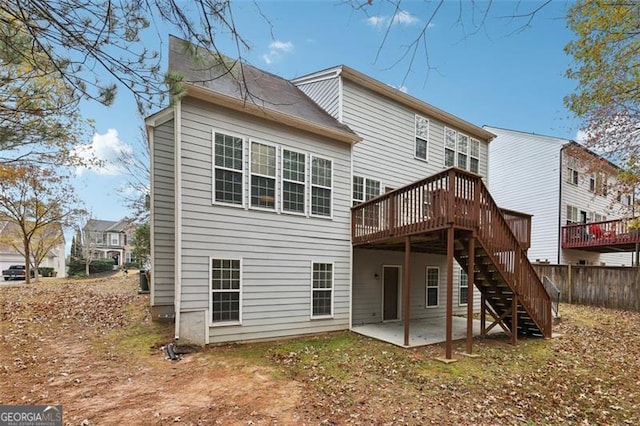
[168,36,357,139]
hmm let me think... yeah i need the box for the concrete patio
[352,316,504,348]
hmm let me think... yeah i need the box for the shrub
[67,258,115,276]
[38,267,55,277]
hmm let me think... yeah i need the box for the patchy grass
[2,276,640,425]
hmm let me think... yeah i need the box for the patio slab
[352,316,504,348]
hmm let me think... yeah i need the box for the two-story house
[147,37,551,356]
[486,126,636,266]
[83,218,135,266]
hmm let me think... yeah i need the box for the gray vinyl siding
[151,119,175,306]
[178,97,352,343]
[342,80,490,190]
[487,127,562,264]
[352,249,479,325]
[295,76,340,120]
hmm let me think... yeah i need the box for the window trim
[249,139,278,212]
[109,233,119,246]
[212,129,246,208]
[352,175,382,205]
[444,127,456,168]
[469,138,480,174]
[414,114,430,162]
[310,261,334,319]
[567,167,579,186]
[281,148,307,216]
[310,155,334,219]
[209,256,243,327]
[459,268,469,307]
[426,266,440,308]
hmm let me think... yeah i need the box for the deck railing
[352,167,551,337]
[561,218,640,249]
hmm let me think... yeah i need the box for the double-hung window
[214,132,244,205]
[444,128,456,167]
[311,156,332,217]
[250,141,277,210]
[457,133,469,170]
[282,149,306,214]
[567,167,579,185]
[352,176,381,205]
[110,233,119,246]
[469,139,480,173]
[312,262,333,317]
[414,115,429,161]
[566,205,579,224]
[459,268,469,306]
[426,267,439,307]
[210,258,241,324]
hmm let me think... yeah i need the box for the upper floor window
[282,149,306,214]
[353,176,381,206]
[110,233,119,246]
[567,167,579,185]
[414,115,429,161]
[444,127,478,171]
[214,132,244,206]
[250,141,277,210]
[593,172,608,196]
[566,205,579,224]
[469,139,480,173]
[311,156,332,217]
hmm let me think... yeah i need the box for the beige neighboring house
[0,220,66,278]
[82,219,135,266]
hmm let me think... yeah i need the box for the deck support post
[466,235,475,354]
[446,226,454,359]
[511,293,518,345]
[480,293,486,336]
[403,236,411,347]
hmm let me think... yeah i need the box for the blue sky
[74,0,578,225]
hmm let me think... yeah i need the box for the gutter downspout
[174,100,183,340]
[557,146,564,265]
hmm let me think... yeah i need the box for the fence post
[567,264,572,304]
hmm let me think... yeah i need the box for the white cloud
[366,11,420,29]
[262,40,294,65]
[392,10,419,25]
[74,129,133,176]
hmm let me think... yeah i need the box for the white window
[459,268,469,306]
[457,133,469,170]
[567,167,579,185]
[311,262,333,317]
[210,258,241,324]
[444,127,476,170]
[352,176,381,205]
[593,213,606,223]
[250,141,277,210]
[213,132,244,206]
[566,205,579,224]
[469,139,480,173]
[589,176,596,192]
[414,115,429,161]
[444,128,456,167]
[426,267,439,307]
[282,149,306,214]
[110,233,119,246]
[311,156,332,217]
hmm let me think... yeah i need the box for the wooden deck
[351,168,552,359]
[562,218,640,252]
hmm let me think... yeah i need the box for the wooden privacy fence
[533,264,640,312]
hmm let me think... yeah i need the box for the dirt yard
[1,274,639,425]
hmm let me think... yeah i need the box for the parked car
[2,265,36,281]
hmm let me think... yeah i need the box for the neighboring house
[486,126,636,266]
[0,220,66,278]
[146,36,551,352]
[82,219,135,266]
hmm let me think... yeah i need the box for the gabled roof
[84,218,131,233]
[0,220,64,256]
[165,36,360,145]
[293,65,496,142]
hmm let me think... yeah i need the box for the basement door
[383,266,401,321]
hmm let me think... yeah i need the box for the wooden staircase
[352,167,552,340]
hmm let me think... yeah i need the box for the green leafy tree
[565,1,640,196]
[131,223,151,268]
[0,165,85,283]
